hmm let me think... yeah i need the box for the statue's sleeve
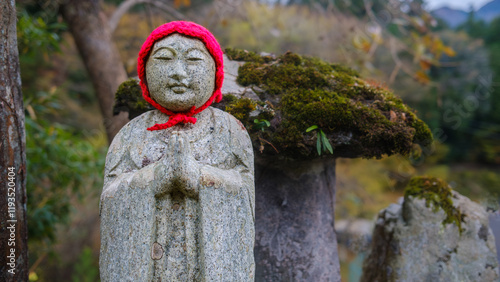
[101,123,136,197]
[100,122,156,282]
[101,120,161,200]
[197,112,255,281]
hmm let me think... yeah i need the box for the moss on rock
[225,97,257,121]
[224,49,432,159]
[224,48,275,63]
[113,78,154,119]
[404,176,465,234]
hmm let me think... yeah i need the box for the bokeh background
[17,0,500,280]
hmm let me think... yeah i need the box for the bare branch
[148,0,186,21]
[109,0,141,33]
[109,0,186,33]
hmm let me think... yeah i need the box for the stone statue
[99,22,255,281]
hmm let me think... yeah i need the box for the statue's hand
[171,133,200,198]
[153,149,175,196]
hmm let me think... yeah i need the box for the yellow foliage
[419,59,432,71]
[415,70,430,84]
[174,0,190,8]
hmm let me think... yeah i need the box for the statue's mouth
[169,83,189,94]
[171,86,187,94]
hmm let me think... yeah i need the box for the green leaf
[316,132,322,155]
[320,131,326,152]
[306,125,318,132]
[322,132,334,154]
[264,120,270,127]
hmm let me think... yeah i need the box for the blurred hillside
[433,0,500,27]
[16,0,500,281]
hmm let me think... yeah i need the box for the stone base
[254,159,340,282]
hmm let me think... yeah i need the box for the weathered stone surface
[362,191,499,282]
[254,159,340,282]
[100,34,255,281]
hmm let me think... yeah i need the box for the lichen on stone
[404,176,465,234]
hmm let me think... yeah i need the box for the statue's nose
[169,59,188,81]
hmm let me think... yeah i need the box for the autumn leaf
[443,46,456,57]
[415,70,430,84]
[390,110,397,122]
[419,59,432,71]
[353,35,372,53]
[174,0,190,8]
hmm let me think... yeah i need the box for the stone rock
[224,52,341,281]
[489,211,500,264]
[254,159,340,282]
[362,192,499,281]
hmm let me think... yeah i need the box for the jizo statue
[99,22,255,281]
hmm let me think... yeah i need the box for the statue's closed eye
[153,48,174,60]
[186,49,205,62]
[155,56,173,61]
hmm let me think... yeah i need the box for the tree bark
[60,0,129,142]
[0,1,29,281]
[254,158,341,282]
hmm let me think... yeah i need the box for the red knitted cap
[137,21,224,131]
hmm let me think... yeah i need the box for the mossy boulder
[114,49,433,160]
[404,176,465,233]
[362,176,498,281]
[224,48,432,160]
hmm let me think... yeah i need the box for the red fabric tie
[147,113,197,131]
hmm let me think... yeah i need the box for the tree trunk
[0,1,29,281]
[254,158,341,282]
[60,0,129,142]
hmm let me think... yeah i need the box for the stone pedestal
[254,158,340,282]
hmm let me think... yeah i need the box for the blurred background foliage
[15,0,500,281]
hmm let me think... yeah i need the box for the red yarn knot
[147,112,198,131]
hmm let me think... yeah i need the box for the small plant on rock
[306,125,333,156]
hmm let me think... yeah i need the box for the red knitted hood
[137,21,224,131]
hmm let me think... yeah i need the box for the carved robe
[99,108,255,281]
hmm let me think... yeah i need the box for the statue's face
[145,34,216,112]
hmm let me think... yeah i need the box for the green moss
[230,49,433,159]
[331,63,360,78]
[225,98,257,122]
[280,51,303,66]
[224,48,274,63]
[113,78,154,119]
[404,176,465,234]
